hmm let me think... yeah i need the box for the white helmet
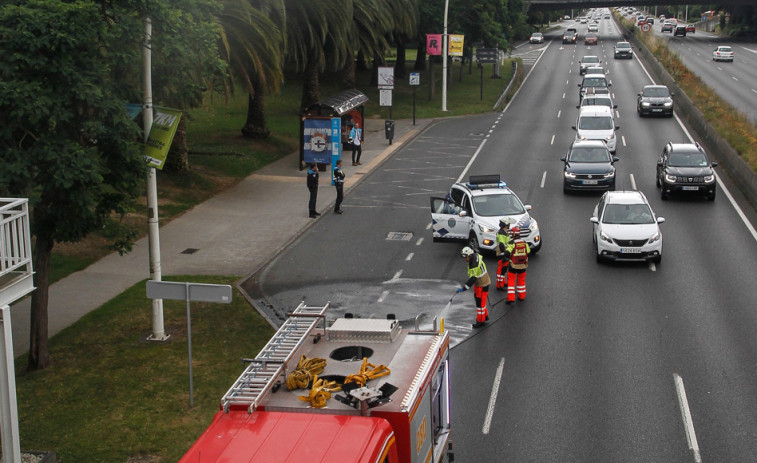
[461,246,475,258]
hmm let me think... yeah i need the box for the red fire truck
[180,302,454,462]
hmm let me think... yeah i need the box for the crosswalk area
[510,46,546,66]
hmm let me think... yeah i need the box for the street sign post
[146,280,232,407]
[410,73,420,125]
[476,48,498,100]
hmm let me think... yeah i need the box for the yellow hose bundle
[298,376,341,408]
[286,355,327,391]
[344,357,391,387]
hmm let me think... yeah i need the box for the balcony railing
[0,198,34,307]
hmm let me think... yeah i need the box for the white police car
[430,175,542,254]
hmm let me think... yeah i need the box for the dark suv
[613,42,633,59]
[656,142,717,200]
[637,85,674,117]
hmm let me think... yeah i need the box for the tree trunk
[28,233,53,370]
[301,59,320,114]
[342,50,356,89]
[165,116,189,172]
[241,77,270,139]
[414,41,426,71]
[395,36,407,79]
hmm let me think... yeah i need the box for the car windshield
[471,193,526,217]
[582,56,599,64]
[569,147,610,162]
[582,77,607,88]
[532,33,542,37]
[668,151,709,167]
[579,116,613,130]
[616,43,630,49]
[602,204,655,224]
[643,87,670,97]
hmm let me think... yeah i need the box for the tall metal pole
[0,306,20,463]
[442,0,450,111]
[143,17,168,341]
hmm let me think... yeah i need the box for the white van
[572,106,619,153]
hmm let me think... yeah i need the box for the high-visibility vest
[467,254,491,287]
[508,240,529,270]
[496,231,511,256]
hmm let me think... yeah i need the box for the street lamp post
[442,0,450,112]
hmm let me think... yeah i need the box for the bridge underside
[527,0,753,11]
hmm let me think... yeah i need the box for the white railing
[0,198,32,279]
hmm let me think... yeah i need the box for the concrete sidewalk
[8,117,433,356]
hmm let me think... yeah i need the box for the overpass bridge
[527,0,752,11]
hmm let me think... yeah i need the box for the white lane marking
[550,134,556,145]
[630,173,637,191]
[392,270,403,281]
[426,222,432,230]
[732,76,739,81]
[377,290,389,303]
[674,374,702,463]
[563,92,566,99]
[648,262,657,271]
[557,110,562,118]
[566,79,570,85]
[482,357,506,435]
[416,237,424,246]
[405,253,414,261]
[615,109,620,119]
[622,135,627,147]
[717,66,723,71]
[752,89,757,94]
[540,171,547,188]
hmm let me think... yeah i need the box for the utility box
[384,120,395,142]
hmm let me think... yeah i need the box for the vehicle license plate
[682,186,698,191]
[620,248,641,254]
[583,180,598,185]
[652,109,662,112]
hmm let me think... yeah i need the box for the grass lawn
[20,58,518,461]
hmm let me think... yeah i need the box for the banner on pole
[143,106,182,170]
[426,34,442,55]
[449,34,465,56]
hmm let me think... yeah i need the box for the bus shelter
[300,89,368,171]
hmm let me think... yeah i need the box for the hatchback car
[579,55,601,74]
[573,105,619,153]
[685,24,695,33]
[656,142,717,200]
[661,21,674,32]
[673,25,687,36]
[562,140,618,193]
[613,42,633,59]
[584,33,599,45]
[530,32,544,44]
[713,46,734,62]
[591,191,664,263]
[637,85,674,117]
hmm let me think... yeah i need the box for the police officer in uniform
[307,163,320,218]
[457,246,490,328]
[333,159,345,214]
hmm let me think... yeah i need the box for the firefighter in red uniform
[503,227,530,304]
[457,246,490,328]
[495,218,511,290]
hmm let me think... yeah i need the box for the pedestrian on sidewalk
[307,163,320,218]
[349,122,362,166]
[456,246,490,328]
[333,159,345,214]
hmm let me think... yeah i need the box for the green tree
[0,0,224,370]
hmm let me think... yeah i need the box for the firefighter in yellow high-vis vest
[456,246,490,328]
[495,218,512,290]
[503,227,530,304]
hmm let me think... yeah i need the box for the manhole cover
[386,232,413,241]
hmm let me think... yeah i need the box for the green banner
[144,106,182,170]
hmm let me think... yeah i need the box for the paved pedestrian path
[8,117,433,356]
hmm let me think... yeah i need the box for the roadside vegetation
[619,15,757,172]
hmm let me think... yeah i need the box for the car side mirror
[657,217,665,224]
[615,125,620,130]
[613,104,618,109]
[572,126,577,130]
[613,156,619,162]
[560,157,567,162]
[671,92,675,97]
[458,210,468,217]
[576,105,580,108]
[525,205,533,211]
[637,93,641,96]
[711,162,718,167]
[578,84,582,87]
[608,82,612,87]
[590,217,599,224]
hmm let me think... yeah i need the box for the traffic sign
[476,48,498,64]
[641,23,651,32]
[409,72,420,86]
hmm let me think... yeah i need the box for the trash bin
[384,120,395,143]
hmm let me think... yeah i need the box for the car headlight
[599,230,613,243]
[605,134,615,141]
[479,224,497,234]
[664,101,673,107]
[665,173,677,183]
[604,171,615,178]
[649,230,661,243]
[704,174,715,183]
[578,135,588,140]
[564,171,577,178]
[642,102,650,107]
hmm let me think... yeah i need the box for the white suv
[431,175,542,254]
[573,106,619,153]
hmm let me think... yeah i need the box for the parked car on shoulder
[713,46,734,62]
[530,32,544,44]
[591,191,664,263]
[637,85,674,117]
[656,142,717,201]
[613,41,633,59]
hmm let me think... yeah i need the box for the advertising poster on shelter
[303,118,333,165]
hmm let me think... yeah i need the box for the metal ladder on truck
[221,302,329,413]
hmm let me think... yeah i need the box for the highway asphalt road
[245,17,757,462]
